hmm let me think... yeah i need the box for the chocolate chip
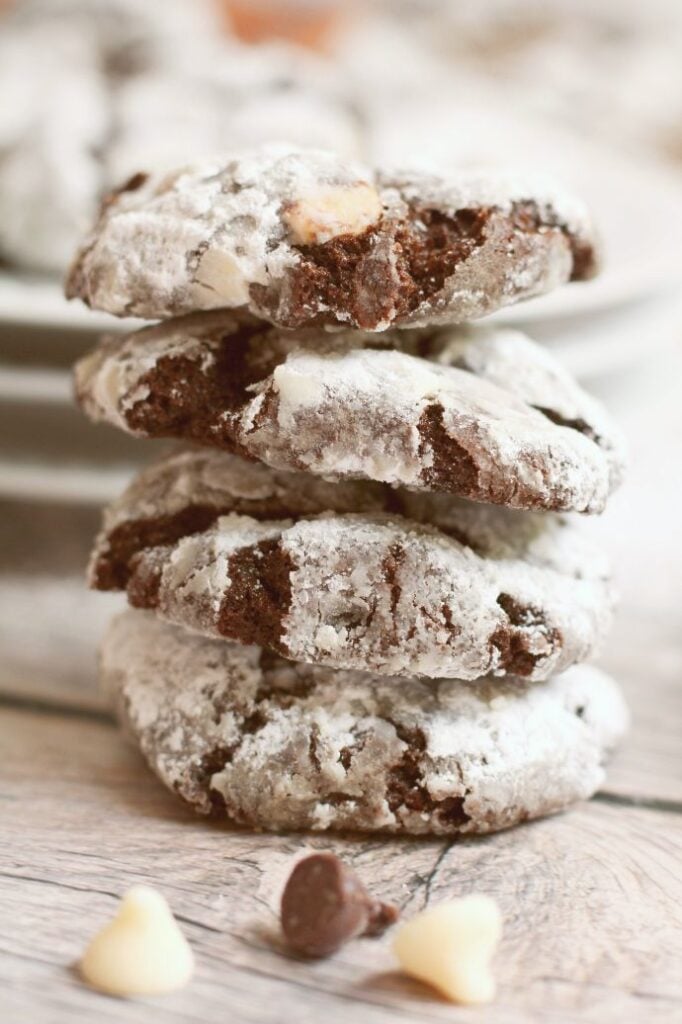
[280,853,398,958]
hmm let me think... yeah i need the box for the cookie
[5,0,220,72]
[107,70,360,188]
[89,449,390,591]
[94,449,613,681]
[105,35,360,186]
[103,610,629,835]
[0,25,107,273]
[65,144,598,328]
[75,314,624,514]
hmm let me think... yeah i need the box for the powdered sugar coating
[67,148,366,315]
[90,447,610,590]
[75,315,624,513]
[88,448,390,588]
[66,144,598,327]
[103,610,628,835]
[114,452,613,681]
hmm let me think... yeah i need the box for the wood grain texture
[1,330,681,1022]
[1,704,680,1024]
[597,610,682,806]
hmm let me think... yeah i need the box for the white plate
[492,269,682,325]
[0,272,142,332]
[526,289,682,380]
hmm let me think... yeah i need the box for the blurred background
[1,0,681,709]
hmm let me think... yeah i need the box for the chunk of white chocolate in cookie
[283,182,383,245]
[81,886,194,997]
[192,247,250,307]
[393,895,502,1005]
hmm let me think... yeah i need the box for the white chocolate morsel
[192,247,251,307]
[282,183,383,245]
[393,895,502,1005]
[81,886,194,997]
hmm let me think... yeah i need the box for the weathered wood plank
[597,609,682,805]
[1,706,680,1024]
[0,497,114,711]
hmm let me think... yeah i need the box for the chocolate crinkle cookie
[67,133,628,838]
[66,144,598,328]
[75,317,623,514]
[102,610,629,836]
[89,449,614,682]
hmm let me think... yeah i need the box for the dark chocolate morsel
[280,852,398,957]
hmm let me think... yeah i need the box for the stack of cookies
[69,145,629,836]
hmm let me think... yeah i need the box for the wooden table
[1,341,681,1024]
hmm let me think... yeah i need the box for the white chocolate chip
[393,895,502,1005]
[192,247,250,306]
[283,183,382,245]
[81,886,194,997]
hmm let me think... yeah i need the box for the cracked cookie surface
[75,316,624,514]
[92,449,614,681]
[103,610,628,835]
[66,144,598,328]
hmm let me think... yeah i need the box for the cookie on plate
[103,610,629,835]
[93,449,613,681]
[75,316,623,514]
[66,144,598,328]
[0,25,107,272]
